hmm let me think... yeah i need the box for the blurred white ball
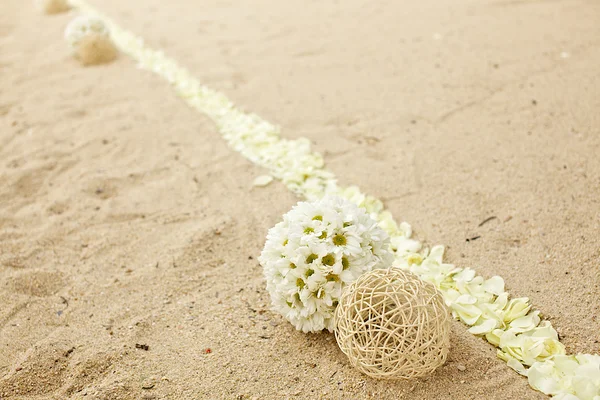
[64,16,117,66]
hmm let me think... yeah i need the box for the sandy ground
[1,0,599,398]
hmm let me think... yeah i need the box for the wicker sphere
[334,268,450,379]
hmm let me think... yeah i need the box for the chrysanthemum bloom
[64,16,117,66]
[259,196,393,333]
[36,0,70,14]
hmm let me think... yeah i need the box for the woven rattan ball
[334,268,450,379]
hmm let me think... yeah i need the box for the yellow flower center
[322,254,336,266]
[342,257,349,270]
[333,234,347,246]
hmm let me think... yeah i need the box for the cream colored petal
[572,372,600,399]
[527,361,561,395]
[482,276,505,295]
[426,245,445,264]
[507,358,528,376]
[252,175,274,187]
[508,311,541,333]
[451,301,482,326]
[486,329,503,347]
[503,297,532,323]
[468,318,498,335]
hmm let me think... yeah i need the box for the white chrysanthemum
[259,196,393,333]
[65,16,117,65]
[36,0,70,14]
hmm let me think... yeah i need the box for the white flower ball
[259,196,394,333]
[36,0,70,14]
[64,16,117,66]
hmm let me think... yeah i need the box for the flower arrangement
[259,196,393,333]
[65,16,109,49]
[64,16,117,66]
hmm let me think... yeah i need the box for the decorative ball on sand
[259,196,393,333]
[335,268,450,379]
[35,0,70,14]
[64,16,117,66]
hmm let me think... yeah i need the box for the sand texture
[1,0,599,398]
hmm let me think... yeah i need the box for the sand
[1,0,599,398]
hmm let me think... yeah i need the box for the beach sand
[1,0,599,398]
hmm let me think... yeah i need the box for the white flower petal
[528,361,562,395]
[482,276,505,295]
[468,318,498,335]
[252,175,274,187]
[507,358,528,376]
